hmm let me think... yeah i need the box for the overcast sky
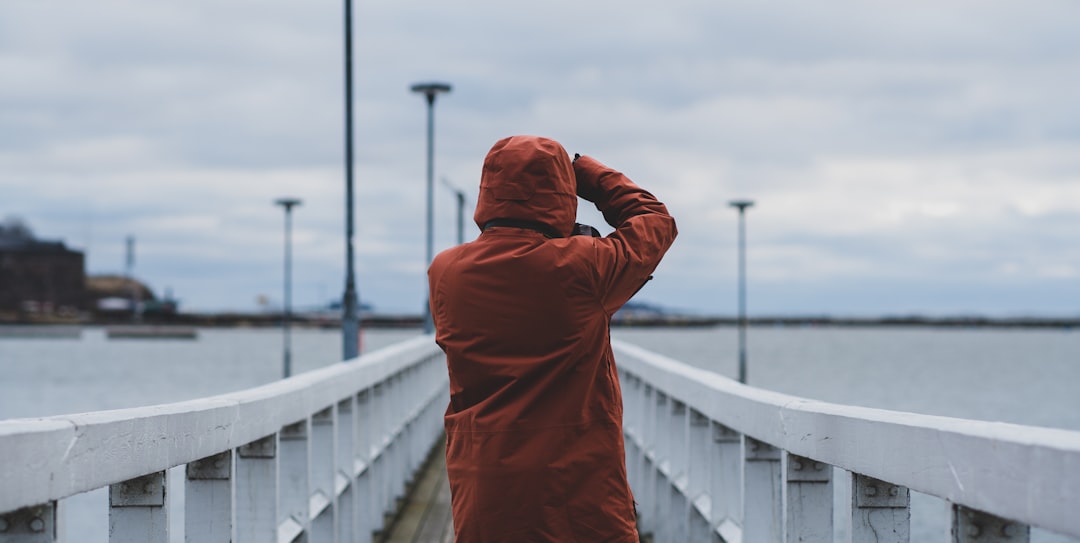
[2,0,1078,316]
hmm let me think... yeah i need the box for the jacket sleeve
[574,155,678,315]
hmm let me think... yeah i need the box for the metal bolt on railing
[29,517,44,533]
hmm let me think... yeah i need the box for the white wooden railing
[614,340,1080,543]
[0,335,447,543]
[4,336,1079,543]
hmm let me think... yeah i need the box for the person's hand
[573,154,603,203]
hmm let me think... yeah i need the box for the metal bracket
[187,450,232,480]
[280,420,307,441]
[786,453,831,482]
[313,406,333,425]
[238,434,277,458]
[712,423,741,443]
[671,400,687,416]
[0,502,56,538]
[745,437,781,461]
[690,410,709,427]
[110,471,166,507]
[952,505,1030,542]
[854,474,909,508]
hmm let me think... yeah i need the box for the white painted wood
[109,471,167,543]
[851,473,909,543]
[744,437,782,543]
[309,406,335,543]
[610,340,1080,538]
[336,397,356,542]
[279,420,309,536]
[185,451,231,543]
[0,336,442,514]
[710,422,742,535]
[784,453,832,543]
[236,434,278,543]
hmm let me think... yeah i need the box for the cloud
[2,0,1079,315]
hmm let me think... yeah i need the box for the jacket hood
[473,135,577,237]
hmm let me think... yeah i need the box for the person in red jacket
[428,135,677,542]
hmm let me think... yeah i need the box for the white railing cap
[613,339,1080,538]
[0,336,443,513]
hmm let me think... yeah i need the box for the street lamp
[411,81,452,334]
[442,177,466,246]
[341,0,360,360]
[729,199,754,384]
[275,197,302,378]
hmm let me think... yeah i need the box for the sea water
[1,325,1077,541]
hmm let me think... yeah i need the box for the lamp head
[728,200,754,212]
[410,82,452,103]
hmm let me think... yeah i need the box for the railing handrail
[0,335,442,514]
[612,339,1080,539]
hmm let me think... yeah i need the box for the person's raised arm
[574,154,678,313]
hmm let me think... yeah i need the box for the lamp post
[443,177,466,245]
[341,0,360,360]
[729,199,754,384]
[275,197,302,378]
[411,81,452,334]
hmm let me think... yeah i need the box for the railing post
[310,407,336,541]
[356,388,375,543]
[337,397,357,542]
[669,400,690,543]
[236,434,278,543]
[784,453,832,542]
[710,423,742,542]
[0,502,57,542]
[185,451,232,543]
[279,420,309,540]
[638,384,658,538]
[653,391,671,541]
[109,471,167,543]
[744,437,781,543]
[687,409,712,543]
[951,504,1030,543]
[851,473,909,542]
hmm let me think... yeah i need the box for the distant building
[0,218,86,320]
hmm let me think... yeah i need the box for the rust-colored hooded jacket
[428,136,677,542]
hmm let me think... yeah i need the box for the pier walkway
[3,335,1080,542]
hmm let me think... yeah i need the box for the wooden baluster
[653,391,671,541]
[356,389,375,543]
[109,471,167,543]
[710,423,742,542]
[236,434,277,543]
[687,410,712,543]
[785,453,832,542]
[337,397,357,542]
[310,407,335,541]
[744,437,782,543]
[279,420,309,541]
[669,400,689,543]
[851,473,909,542]
[185,451,231,543]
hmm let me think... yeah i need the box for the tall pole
[443,177,465,246]
[276,198,302,378]
[454,189,465,246]
[411,82,451,334]
[341,0,360,360]
[125,235,139,323]
[729,200,754,384]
